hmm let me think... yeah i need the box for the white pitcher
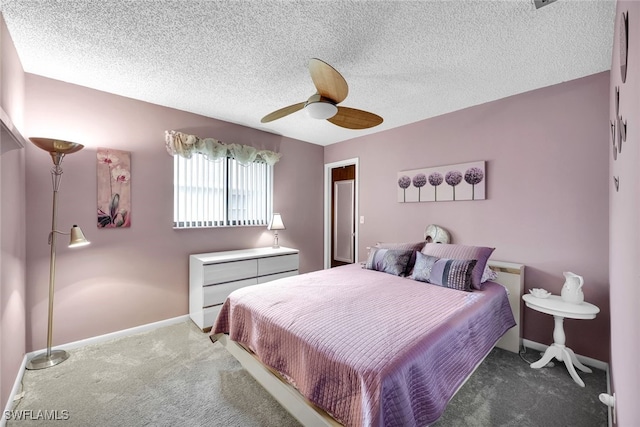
[561,272,584,304]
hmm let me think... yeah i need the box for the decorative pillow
[411,252,477,292]
[481,264,498,283]
[375,241,427,251]
[375,241,426,273]
[365,248,414,276]
[421,243,495,290]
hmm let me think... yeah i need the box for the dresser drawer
[203,259,258,285]
[203,277,258,307]
[257,270,298,284]
[258,254,299,276]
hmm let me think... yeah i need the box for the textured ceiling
[1,0,615,146]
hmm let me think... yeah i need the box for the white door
[324,158,359,270]
[333,179,354,263]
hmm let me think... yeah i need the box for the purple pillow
[365,248,414,276]
[375,241,426,273]
[411,253,477,292]
[421,243,495,290]
[375,241,426,251]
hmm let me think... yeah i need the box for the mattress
[211,263,515,426]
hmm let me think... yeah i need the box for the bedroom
[0,0,637,425]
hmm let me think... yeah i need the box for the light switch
[360,216,365,224]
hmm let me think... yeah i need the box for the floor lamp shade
[69,225,90,247]
[27,137,89,370]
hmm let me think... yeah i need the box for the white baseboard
[1,354,28,427]
[25,314,190,359]
[521,339,609,371]
[2,314,190,427]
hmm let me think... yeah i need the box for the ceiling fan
[260,58,383,130]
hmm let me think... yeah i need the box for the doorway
[324,158,359,269]
[331,165,355,267]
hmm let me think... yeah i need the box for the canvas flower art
[97,148,132,228]
[397,161,485,203]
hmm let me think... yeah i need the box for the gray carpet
[433,346,608,427]
[7,321,607,426]
[8,321,299,427]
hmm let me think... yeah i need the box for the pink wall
[23,75,324,352]
[0,14,27,411]
[609,1,640,424]
[325,72,610,363]
[0,144,25,410]
[0,14,24,129]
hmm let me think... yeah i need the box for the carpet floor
[7,320,608,426]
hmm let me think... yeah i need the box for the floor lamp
[27,138,90,370]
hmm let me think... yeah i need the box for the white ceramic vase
[561,271,584,304]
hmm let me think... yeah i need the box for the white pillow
[481,264,498,283]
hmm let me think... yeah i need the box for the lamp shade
[268,213,285,230]
[69,225,90,248]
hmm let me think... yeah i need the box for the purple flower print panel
[397,160,486,203]
[97,147,132,228]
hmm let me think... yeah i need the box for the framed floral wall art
[97,148,131,228]
[397,161,486,203]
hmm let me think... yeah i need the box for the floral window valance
[165,130,281,166]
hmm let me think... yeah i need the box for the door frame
[333,179,355,263]
[324,158,359,269]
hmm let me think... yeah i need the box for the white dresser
[189,247,299,331]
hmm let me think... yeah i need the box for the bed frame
[215,260,524,426]
[489,260,525,353]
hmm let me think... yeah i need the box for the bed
[210,236,522,426]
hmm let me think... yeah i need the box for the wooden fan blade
[327,106,383,130]
[309,58,348,104]
[260,102,306,123]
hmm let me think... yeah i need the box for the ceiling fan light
[305,101,338,120]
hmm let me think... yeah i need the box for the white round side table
[522,293,600,387]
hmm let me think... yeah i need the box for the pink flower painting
[97,148,131,228]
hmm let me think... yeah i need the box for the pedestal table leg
[529,314,587,387]
[552,315,565,346]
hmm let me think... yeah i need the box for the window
[173,153,273,228]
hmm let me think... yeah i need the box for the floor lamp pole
[27,138,85,370]
[45,155,63,359]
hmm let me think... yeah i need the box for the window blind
[173,153,272,228]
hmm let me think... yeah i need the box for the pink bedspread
[211,263,515,426]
